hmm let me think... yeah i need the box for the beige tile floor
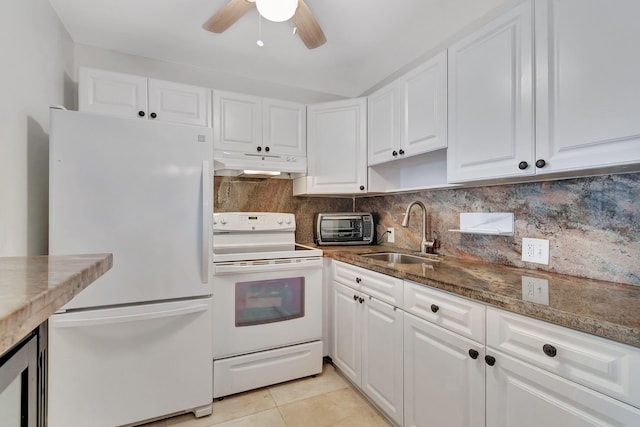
[139,363,392,427]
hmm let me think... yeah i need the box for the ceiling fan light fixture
[255,0,298,22]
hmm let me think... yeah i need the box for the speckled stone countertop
[314,245,640,349]
[0,254,113,355]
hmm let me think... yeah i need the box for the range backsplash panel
[214,173,640,286]
[213,177,353,243]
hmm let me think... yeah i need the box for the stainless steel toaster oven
[314,213,374,245]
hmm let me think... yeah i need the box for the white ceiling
[48,0,514,98]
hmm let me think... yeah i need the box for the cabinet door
[213,91,262,153]
[535,0,640,174]
[361,297,403,426]
[401,51,448,158]
[331,282,361,385]
[148,79,209,126]
[447,1,534,183]
[486,351,640,427]
[78,68,147,119]
[368,83,401,166]
[404,313,485,427]
[304,98,367,194]
[262,99,306,156]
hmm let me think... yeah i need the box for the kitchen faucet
[401,201,437,254]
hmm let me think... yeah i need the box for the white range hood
[213,150,307,178]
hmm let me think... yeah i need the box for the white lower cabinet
[331,261,403,426]
[332,281,362,384]
[329,262,640,427]
[486,351,640,426]
[361,295,403,424]
[404,312,485,427]
[486,307,640,426]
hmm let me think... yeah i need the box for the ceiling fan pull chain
[256,13,264,47]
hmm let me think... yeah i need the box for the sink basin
[361,252,439,265]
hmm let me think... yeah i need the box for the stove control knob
[285,217,292,225]
[277,217,284,225]
[219,217,227,225]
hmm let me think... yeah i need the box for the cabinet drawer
[332,261,403,306]
[487,307,640,408]
[403,280,485,342]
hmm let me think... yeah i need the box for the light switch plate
[522,238,549,265]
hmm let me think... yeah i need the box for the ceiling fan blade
[202,0,255,33]
[292,0,326,49]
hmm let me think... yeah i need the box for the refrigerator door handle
[53,303,209,328]
[202,160,211,284]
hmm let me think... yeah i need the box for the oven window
[235,277,305,327]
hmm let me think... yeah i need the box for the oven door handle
[214,258,322,274]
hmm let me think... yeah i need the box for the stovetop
[212,212,322,262]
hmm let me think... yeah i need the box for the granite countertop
[0,253,113,355]
[314,244,640,349]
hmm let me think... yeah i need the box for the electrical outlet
[522,238,550,265]
[387,227,395,243]
[522,276,549,305]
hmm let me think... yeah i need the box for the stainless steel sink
[361,252,439,265]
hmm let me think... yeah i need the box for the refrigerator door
[47,298,213,427]
[49,110,213,309]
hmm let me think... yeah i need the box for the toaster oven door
[319,216,366,243]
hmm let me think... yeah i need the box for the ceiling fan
[202,0,326,49]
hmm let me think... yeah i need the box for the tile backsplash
[214,173,640,286]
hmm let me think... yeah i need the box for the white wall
[0,0,74,256]
[74,44,344,104]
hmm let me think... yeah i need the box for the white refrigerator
[48,109,213,427]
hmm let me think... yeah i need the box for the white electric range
[211,212,323,398]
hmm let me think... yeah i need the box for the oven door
[212,257,323,359]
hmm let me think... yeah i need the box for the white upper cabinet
[368,83,400,165]
[448,0,640,183]
[534,0,640,174]
[79,68,147,119]
[213,91,262,153]
[262,98,307,156]
[147,79,210,127]
[447,1,534,183]
[368,51,447,166]
[294,98,367,195]
[212,90,306,157]
[79,68,210,126]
